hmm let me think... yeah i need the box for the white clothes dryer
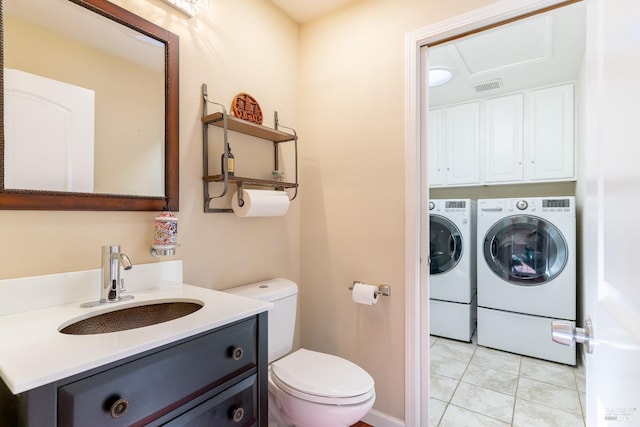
[429,199,476,342]
[476,197,576,364]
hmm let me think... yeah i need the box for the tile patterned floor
[429,335,586,426]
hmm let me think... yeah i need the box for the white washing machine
[429,199,476,342]
[476,196,576,365]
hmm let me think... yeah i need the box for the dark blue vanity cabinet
[0,313,268,426]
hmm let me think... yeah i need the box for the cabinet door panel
[162,375,257,427]
[484,94,524,183]
[445,103,480,185]
[427,109,444,186]
[526,84,575,180]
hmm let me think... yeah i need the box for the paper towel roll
[231,189,290,217]
[352,282,379,305]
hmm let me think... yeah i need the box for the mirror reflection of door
[4,0,165,196]
[425,3,586,425]
[5,69,95,192]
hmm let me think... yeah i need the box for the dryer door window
[430,215,463,275]
[483,215,568,286]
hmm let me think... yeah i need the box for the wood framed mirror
[0,0,179,210]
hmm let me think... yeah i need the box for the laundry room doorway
[404,0,640,425]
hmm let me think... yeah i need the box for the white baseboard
[362,409,404,427]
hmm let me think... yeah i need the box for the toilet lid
[270,349,375,404]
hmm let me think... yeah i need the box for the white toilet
[225,278,375,427]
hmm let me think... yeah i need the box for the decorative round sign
[231,93,263,125]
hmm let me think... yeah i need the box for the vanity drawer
[162,375,257,427]
[58,318,257,427]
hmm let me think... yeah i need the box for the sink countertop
[0,283,272,394]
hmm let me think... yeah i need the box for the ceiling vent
[474,78,503,92]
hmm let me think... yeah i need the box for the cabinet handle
[230,406,245,423]
[229,346,244,361]
[109,398,129,419]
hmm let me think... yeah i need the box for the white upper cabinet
[427,83,575,188]
[427,103,481,187]
[484,94,524,183]
[444,102,481,185]
[427,108,444,186]
[525,84,575,181]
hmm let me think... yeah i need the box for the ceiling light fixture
[428,68,453,87]
[159,0,208,17]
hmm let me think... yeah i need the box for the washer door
[483,215,568,286]
[430,215,463,275]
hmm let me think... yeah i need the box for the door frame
[403,1,578,425]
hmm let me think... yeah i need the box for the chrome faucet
[100,245,134,303]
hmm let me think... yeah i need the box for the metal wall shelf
[203,175,298,188]
[202,112,296,143]
[201,84,299,213]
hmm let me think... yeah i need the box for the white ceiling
[429,2,586,106]
[269,0,356,23]
[270,1,585,107]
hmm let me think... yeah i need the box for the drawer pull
[109,398,129,418]
[230,406,245,423]
[230,346,244,361]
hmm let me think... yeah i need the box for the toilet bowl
[223,279,376,427]
[268,349,375,427]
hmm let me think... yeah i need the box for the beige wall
[298,0,497,419]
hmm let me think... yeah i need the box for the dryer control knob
[429,201,435,210]
[516,200,528,210]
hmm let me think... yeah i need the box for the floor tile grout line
[574,368,587,420]
[518,372,580,391]
[466,361,520,379]
[443,402,514,426]
[514,395,585,418]
[510,355,523,426]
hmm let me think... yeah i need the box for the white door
[579,0,640,424]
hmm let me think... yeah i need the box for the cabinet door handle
[229,346,244,361]
[230,406,245,423]
[109,398,129,418]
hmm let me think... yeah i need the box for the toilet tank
[224,278,298,362]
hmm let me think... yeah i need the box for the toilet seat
[270,348,375,405]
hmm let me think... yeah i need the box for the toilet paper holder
[236,181,246,207]
[348,281,391,296]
